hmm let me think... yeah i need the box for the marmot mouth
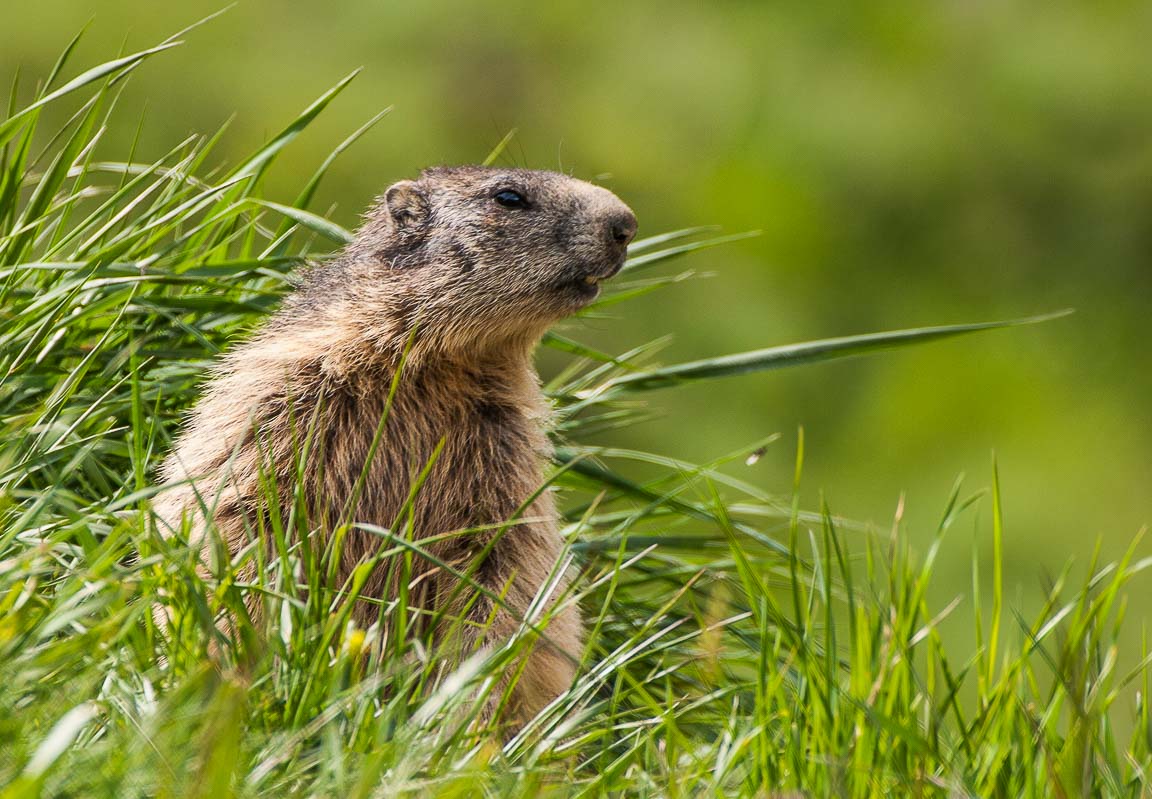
[564,264,619,301]
[560,255,625,301]
[566,276,602,300]
[576,257,625,285]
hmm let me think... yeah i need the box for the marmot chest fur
[155,165,637,720]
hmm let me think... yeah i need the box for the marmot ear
[384,181,430,229]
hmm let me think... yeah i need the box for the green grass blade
[622,230,760,273]
[592,311,1074,393]
[250,199,353,245]
[41,23,90,94]
[227,70,360,182]
[0,42,181,149]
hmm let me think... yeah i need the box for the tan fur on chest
[158,323,558,599]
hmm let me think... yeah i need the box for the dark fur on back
[154,166,636,720]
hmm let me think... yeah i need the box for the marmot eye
[494,189,528,209]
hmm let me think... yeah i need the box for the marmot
[154,166,637,721]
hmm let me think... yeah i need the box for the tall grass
[0,29,1147,798]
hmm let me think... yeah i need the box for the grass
[1,28,1149,798]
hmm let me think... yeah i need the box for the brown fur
[154,166,637,721]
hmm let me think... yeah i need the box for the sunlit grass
[1,28,1148,798]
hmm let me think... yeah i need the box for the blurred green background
[4,1,1149,617]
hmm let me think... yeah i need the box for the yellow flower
[343,625,366,659]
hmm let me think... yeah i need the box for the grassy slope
[1,34,1149,798]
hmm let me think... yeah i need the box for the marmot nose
[607,210,638,248]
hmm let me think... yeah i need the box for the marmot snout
[155,166,637,725]
[338,165,637,355]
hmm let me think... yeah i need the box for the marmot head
[323,166,637,357]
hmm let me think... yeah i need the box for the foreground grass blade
[622,229,760,273]
[228,70,360,182]
[589,310,1074,393]
[0,42,181,149]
